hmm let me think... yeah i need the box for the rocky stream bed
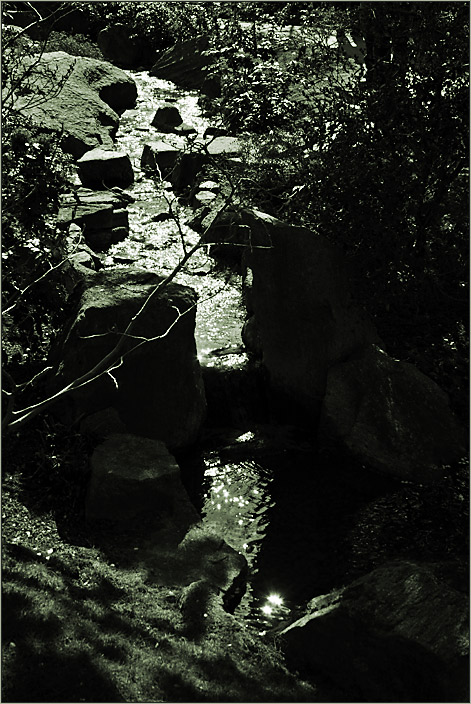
[3,42,469,703]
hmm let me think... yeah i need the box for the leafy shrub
[44,31,102,59]
[2,19,74,390]
[67,1,221,62]
[208,4,469,420]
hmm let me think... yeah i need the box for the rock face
[85,434,200,526]
[57,188,129,252]
[54,269,206,450]
[12,52,137,158]
[319,344,467,482]
[280,560,470,703]
[77,148,134,189]
[141,140,180,177]
[206,209,379,422]
[150,35,220,95]
[97,23,141,68]
[141,137,242,192]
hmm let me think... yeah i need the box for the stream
[107,70,406,633]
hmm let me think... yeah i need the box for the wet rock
[77,148,134,189]
[53,268,207,450]
[319,344,467,482]
[280,560,470,703]
[198,180,220,193]
[10,52,137,158]
[97,23,141,68]
[207,208,379,422]
[86,434,200,527]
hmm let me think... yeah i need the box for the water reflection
[200,443,294,631]
[201,451,274,565]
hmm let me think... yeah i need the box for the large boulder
[53,269,206,450]
[206,208,379,422]
[280,560,469,703]
[11,52,137,158]
[77,148,134,189]
[85,434,200,526]
[319,344,467,482]
[150,35,219,95]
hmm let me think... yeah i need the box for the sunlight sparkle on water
[267,594,284,606]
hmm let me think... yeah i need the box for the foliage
[207,2,469,420]
[43,30,102,58]
[66,1,221,61]
[2,18,74,390]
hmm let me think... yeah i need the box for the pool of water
[180,424,408,633]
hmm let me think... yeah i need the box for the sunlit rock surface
[11,52,137,158]
[54,268,206,450]
[280,560,470,703]
[77,148,134,189]
[319,344,467,482]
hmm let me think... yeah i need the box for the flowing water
[110,70,411,633]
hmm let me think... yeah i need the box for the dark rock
[85,434,200,526]
[77,148,134,189]
[53,268,207,450]
[151,104,183,131]
[201,75,222,98]
[97,23,141,68]
[319,344,467,482]
[141,140,180,178]
[170,151,207,192]
[207,208,380,423]
[10,52,137,158]
[280,560,470,703]
[242,316,263,358]
[85,226,128,252]
[58,189,129,252]
[204,126,229,138]
[79,406,127,440]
